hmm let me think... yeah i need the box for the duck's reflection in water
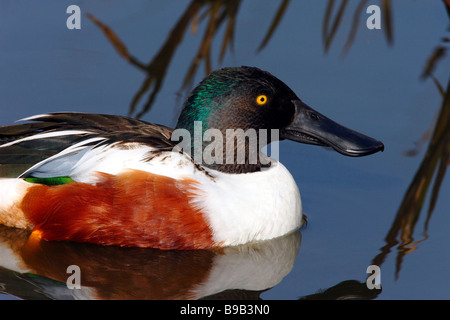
[0,225,301,300]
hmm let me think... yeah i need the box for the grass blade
[257,0,291,52]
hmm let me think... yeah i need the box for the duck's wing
[0,113,177,180]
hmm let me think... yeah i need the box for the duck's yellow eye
[256,95,268,106]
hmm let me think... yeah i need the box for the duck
[0,66,384,250]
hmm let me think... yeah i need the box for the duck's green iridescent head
[173,66,384,173]
[175,66,297,136]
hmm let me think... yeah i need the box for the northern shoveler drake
[0,66,384,250]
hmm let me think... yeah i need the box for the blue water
[0,1,449,300]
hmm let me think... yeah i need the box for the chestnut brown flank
[20,170,215,249]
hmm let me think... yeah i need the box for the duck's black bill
[281,100,384,157]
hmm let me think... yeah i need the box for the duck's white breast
[193,160,303,246]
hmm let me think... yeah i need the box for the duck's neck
[172,125,273,174]
[202,147,270,174]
